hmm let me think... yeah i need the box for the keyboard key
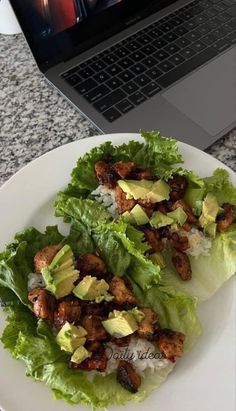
[197,23,211,35]
[193,13,208,24]
[158,47,217,88]
[103,107,121,122]
[122,81,139,95]
[173,25,189,36]
[84,84,110,103]
[106,77,123,90]
[143,56,158,68]
[208,18,221,29]
[119,70,135,82]
[212,27,228,39]
[130,63,147,75]
[184,29,201,42]
[116,99,134,114]
[106,64,121,76]
[182,19,199,31]
[218,12,231,22]
[175,37,191,48]
[168,53,186,66]
[66,74,81,86]
[226,5,236,16]
[115,46,129,58]
[128,41,141,52]
[225,30,236,43]
[91,60,106,72]
[180,47,196,59]
[138,34,152,44]
[169,17,184,26]
[129,91,147,106]
[213,38,231,52]
[119,57,133,69]
[190,41,206,52]
[154,49,170,61]
[159,22,173,33]
[94,89,126,112]
[223,19,236,31]
[61,66,79,78]
[162,32,179,42]
[164,43,180,54]
[79,67,95,79]
[130,51,146,62]
[141,82,162,97]
[141,45,156,55]
[149,28,163,38]
[158,60,175,72]
[205,7,219,17]
[103,53,116,65]
[201,33,217,45]
[134,74,150,87]
[75,78,98,94]
[152,38,168,49]
[94,71,110,83]
[146,67,163,79]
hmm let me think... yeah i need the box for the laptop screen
[10,0,177,70]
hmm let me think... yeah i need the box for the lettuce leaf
[203,168,236,206]
[161,224,236,302]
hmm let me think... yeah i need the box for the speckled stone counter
[0,33,235,187]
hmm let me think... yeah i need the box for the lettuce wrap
[0,225,201,409]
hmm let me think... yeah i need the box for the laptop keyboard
[61,0,236,122]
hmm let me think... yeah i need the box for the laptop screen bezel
[9,0,178,72]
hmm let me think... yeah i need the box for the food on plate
[0,225,201,407]
[56,131,236,302]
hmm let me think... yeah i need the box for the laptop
[10,0,236,149]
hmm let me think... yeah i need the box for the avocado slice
[56,322,87,353]
[204,222,217,238]
[145,180,170,203]
[130,204,149,225]
[150,211,173,228]
[73,275,113,303]
[149,252,166,268]
[167,208,187,226]
[102,310,139,337]
[121,211,136,224]
[199,193,220,227]
[118,180,153,200]
[41,244,79,299]
[71,346,91,365]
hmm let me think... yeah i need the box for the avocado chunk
[130,204,149,225]
[122,211,136,224]
[149,252,166,268]
[129,307,145,323]
[167,208,187,226]
[199,193,220,227]
[71,346,91,364]
[73,275,113,303]
[204,222,217,238]
[41,245,79,299]
[56,322,87,353]
[102,309,140,337]
[150,211,173,228]
[145,180,170,203]
[118,180,153,200]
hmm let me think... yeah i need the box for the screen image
[31,0,124,38]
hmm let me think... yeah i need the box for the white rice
[105,337,170,376]
[91,185,119,219]
[184,227,212,258]
[28,272,45,291]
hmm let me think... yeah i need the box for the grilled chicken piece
[28,288,56,322]
[109,276,136,305]
[137,308,159,339]
[113,162,136,179]
[111,336,131,347]
[158,226,171,239]
[143,228,165,252]
[129,167,151,180]
[77,253,107,277]
[54,299,81,330]
[172,199,199,225]
[137,198,154,217]
[158,329,185,362]
[70,349,108,371]
[155,200,170,215]
[94,161,118,188]
[172,250,192,281]
[170,232,190,252]
[217,203,236,231]
[115,185,136,214]
[168,175,188,201]
[182,222,192,232]
[82,315,108,341]
[117,360,141,393]
[85,341,102,352]
[34,243,63,273]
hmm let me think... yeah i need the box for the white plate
[0,134,235,411]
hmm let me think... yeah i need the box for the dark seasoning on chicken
[94,160,236,281]
[28,245,185,393]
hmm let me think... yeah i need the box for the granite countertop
[0,33,235,186]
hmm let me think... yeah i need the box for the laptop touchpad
[163,48,236,136]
